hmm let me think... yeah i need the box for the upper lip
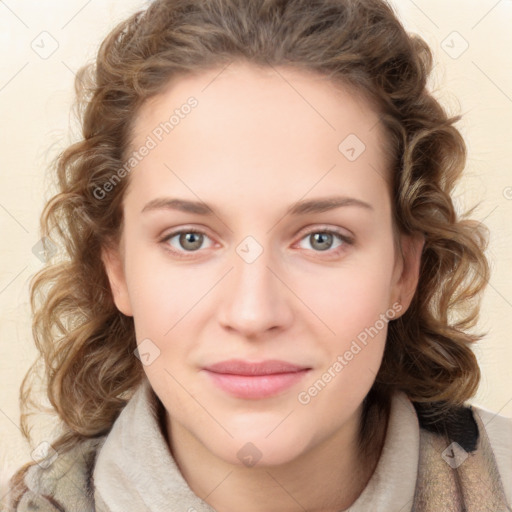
[204,359,310,376]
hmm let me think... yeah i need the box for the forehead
[124,62,391,215]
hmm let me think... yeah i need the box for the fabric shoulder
[411,398,512,510]
[470,403,512,505]
[8,436,107,512]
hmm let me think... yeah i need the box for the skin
[102,62,424,512]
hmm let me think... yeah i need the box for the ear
[101,240,133,317]
[390,232,425,317]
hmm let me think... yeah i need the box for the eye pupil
[311,232,333,251]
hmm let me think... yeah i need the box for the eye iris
[179,232,203,250]
[311,232,333,251]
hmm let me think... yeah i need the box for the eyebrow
[141,195,374,216]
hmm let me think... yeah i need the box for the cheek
[297,253,395,339]
[126,270,172,335]
[123,249,214,385]
[124,246,202,334]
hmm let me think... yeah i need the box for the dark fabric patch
[412,401,479,453]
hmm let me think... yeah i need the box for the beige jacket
[8,378,512,511]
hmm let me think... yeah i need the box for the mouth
[202,359,312,399]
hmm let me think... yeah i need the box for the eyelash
[159,226,354,260]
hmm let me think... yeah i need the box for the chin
[204,430,312,468]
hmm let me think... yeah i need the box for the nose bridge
[217,234,292,335]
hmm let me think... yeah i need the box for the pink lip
[202,359,311,399]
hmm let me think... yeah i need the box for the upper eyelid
[295,224,353,240]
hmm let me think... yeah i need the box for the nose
[216,242,294,339]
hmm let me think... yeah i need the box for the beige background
[1,0,511,497]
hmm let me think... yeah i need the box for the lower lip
[203,370,310,399]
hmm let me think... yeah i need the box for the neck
[164,399,388,512]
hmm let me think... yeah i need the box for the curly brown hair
[10,0,490,498]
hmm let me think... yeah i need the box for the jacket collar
[93,378,421,511]
[94,378,216,511]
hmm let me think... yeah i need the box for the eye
[159,226,354,259]
[161,229,214,255]
[296,228,353,254]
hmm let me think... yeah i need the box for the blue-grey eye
[165,231,213,252]
[297,231,348,252]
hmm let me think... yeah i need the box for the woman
[7,0,511,510]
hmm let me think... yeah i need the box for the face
[103,62,423,467]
